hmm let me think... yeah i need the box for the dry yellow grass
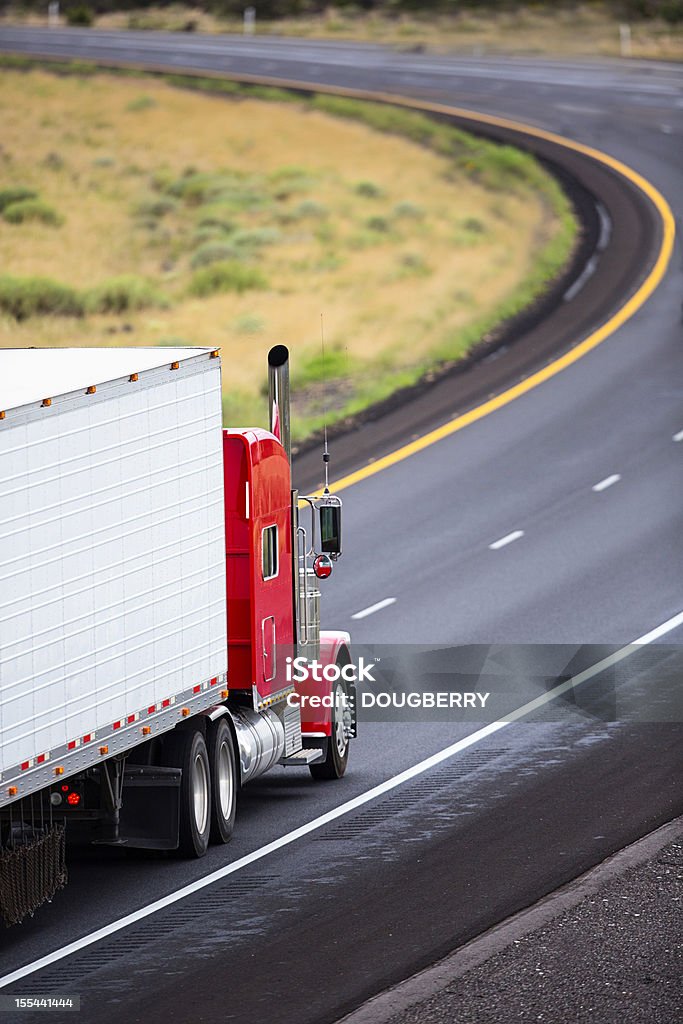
[0,68,566,433]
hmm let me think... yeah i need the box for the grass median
[0,63,577,441]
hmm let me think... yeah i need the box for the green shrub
[42,152,65,171]
[167,172,227,206]
[126,96,157,113]
[268,165,313,199]
[456,144,544,192]
[366,215,391,232]
[396,252,432,278]
[191,226,233,248]
[661,0,683,22]
[3,198,63,226]
[233,313,265,335]
[85,276,168,314]
[134,196,178,219]
[394,201,425,219]
[462,216,487,234]
[167,171,261,209]
[190,242,242,269]
[354,180,384,198]
[294,200,328,219]
[216,187,267,212]
[0,275,84,320]
[0,187,37,212]
[188,261,268,298]
[293,347,348,388]
[229,227,280,249]
[268,165,311,185]
[195,206,236,232]
[66,5,94,27]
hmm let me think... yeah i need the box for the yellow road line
[181,67,674,493]
[286,89,675,492]
[2,54,674,491]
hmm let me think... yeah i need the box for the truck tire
[161,728,211,858]
[310,678,349,781]
[207,717,237,844]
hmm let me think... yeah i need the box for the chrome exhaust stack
[268,345,291,466]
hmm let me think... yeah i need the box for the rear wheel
[207,717,237,844]
[310,678,350,781]
[161,728,211,857]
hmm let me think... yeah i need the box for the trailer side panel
[0,354,227,805]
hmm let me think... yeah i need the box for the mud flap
[118,765,181,851]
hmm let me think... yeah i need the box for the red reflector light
[210,677,218,686]
[61,784,70,793]
[193,685,201,693]
[67,792,81,806]
[313,554,333,580]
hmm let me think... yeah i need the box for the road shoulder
[338,815,683,1024]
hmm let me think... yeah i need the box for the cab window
[262,525,278,581]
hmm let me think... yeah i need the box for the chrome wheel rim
[217,739,234,820]
[334,682,348,757]
[192,751,209,834]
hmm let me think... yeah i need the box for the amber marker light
[142,726,151,736]
[8,787,18,797]
[42,398,52,407]
[181,708,191,717]
[170,361,179,370]
[54,766,64,776]
[130,373,139,382]
[86,386,96,394]
[99,746,109,756]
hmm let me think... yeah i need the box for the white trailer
[0,348,228,808]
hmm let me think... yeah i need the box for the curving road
[0,27,681,1024]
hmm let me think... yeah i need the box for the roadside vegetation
[5,2,682,60]
[0,64,576,440]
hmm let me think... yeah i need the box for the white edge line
[351,597,396,620]
[489,530,524,551]
[2,607,683,990]
[563,254,599,302]
[592,473,621,492]
[672,429,683,442]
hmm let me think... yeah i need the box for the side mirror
[318,499,342,560]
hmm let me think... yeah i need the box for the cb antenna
[321,313,330,494]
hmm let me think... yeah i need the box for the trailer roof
[0,348,214,412]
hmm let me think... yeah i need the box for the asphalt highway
[0,27,681,1024]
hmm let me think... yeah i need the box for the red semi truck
[0,344,354,926]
